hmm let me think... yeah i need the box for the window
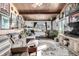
[0,14,9,29]
[10,13,17,29]
[2,16,9,29]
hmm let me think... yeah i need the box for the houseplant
[48,30,58,39]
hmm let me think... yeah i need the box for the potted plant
[49,30,58,39]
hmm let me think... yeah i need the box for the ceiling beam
[23,16,56,21]
[24,19,54,21]
[19,10,60,14]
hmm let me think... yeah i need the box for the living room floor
[12,38,76,56]
[37,38,76,56]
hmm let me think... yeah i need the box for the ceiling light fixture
[32,3,43,8]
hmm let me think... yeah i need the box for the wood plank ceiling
[13,3,65,21]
